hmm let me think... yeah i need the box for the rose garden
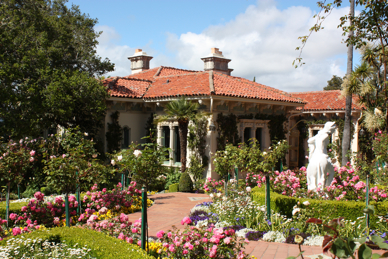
[1,126,388,259]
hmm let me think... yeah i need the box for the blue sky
[68,0,358,92]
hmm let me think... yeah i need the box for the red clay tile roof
[144,72,210,99]
[124,67,160,81]
[213,73,304,103]
[105,66,305,104]
[104,77,151,98]
[291,90,363,111]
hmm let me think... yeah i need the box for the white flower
[303,201,310,206]
[209,193,214,198]
[246,187,251,192]
[133,150,142,158]
[262,152,267,155]
[292,208,300,215]
[222,196,227,201]
[117,155,123,161]
[84,132,88,136]
[111,159,116,166]
[217,193,221,197]
[259,207,266,212]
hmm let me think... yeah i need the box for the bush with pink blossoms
[82,214,142,245]
[8,191,78,227]
[272,169,306,197]
[78,182,141,223]
[202,178,225,193]
[156,220,253,259]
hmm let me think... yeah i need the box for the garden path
[126,192,382,259]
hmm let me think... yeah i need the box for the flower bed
[0,227,154,259]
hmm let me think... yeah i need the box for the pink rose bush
[156,219,252,258]
[201,178,225,193]
[9,191,78,227]
[82,213,142,245]
[245,164,387,202]
[78,182,141,224]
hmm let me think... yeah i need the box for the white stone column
[169,124,174,166]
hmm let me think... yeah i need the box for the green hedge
[0,227,155,259]
[251,187,388,230]
[169,183,179,192]
[0,201,28,218]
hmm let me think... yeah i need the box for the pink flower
[12,227,21,236]
[224,237,231,244]
[30,150,36,156]
[156,230,165,238]
[169,245,175,252]
[29,157,34,162]
[183,250,188,254]
[181,216,192,225]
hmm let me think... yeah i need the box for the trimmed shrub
[0,201,27,218]
[251,187,388,229]
[0,227,155,259]
[169,183,179,192]
[178,172,193,192]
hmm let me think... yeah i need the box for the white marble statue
[306,121,336,191]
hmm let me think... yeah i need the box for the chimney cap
[129,49,152,58]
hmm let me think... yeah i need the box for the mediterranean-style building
[101,48,362,178]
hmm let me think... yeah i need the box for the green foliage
[187,155,205,183]
[169,183,179,192]
[216,113,241,150]
[178,172,193,192]
[164,167,181,190]
[324,75,344,90]
[44,128,109,194]
[0,201,28,219]
[250,187,388,230]
[0,139,32,185]
[0,227,155,259]
[0,0,114,139]
[112,136,169,189]
[213,144,242,178]
[188,115,209,169]
[144,113,157,143]
[105,111,123,153]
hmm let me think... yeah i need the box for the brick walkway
[126,192,381,259]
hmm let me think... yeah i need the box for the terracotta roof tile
[157,66,199,77]
[124,67,160,81]
[143,72,210,99]
[213,73,304,103]
[291,90,363,111]
[106,67,304,104]
[104,77,151,98]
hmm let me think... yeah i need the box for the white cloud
[165,0,351,92]
[95,1,352,92]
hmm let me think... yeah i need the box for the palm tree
[164,97,199,173]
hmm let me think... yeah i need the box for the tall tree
[163,97,199,173]
[342,0,355,166]
[0,0,114,139]
[324,75,344,90]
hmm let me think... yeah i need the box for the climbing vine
[188,116,209,166]
[216,113,241,150]
[105,111,122,154]
[239,113,287,143]
[144,113,157,143]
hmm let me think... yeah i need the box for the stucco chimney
[201,48,233,75]
[128,49,153,74]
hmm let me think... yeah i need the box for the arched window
[122,127,131,149]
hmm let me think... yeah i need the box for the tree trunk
[342,0,355,166]
[178,120,188,173]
